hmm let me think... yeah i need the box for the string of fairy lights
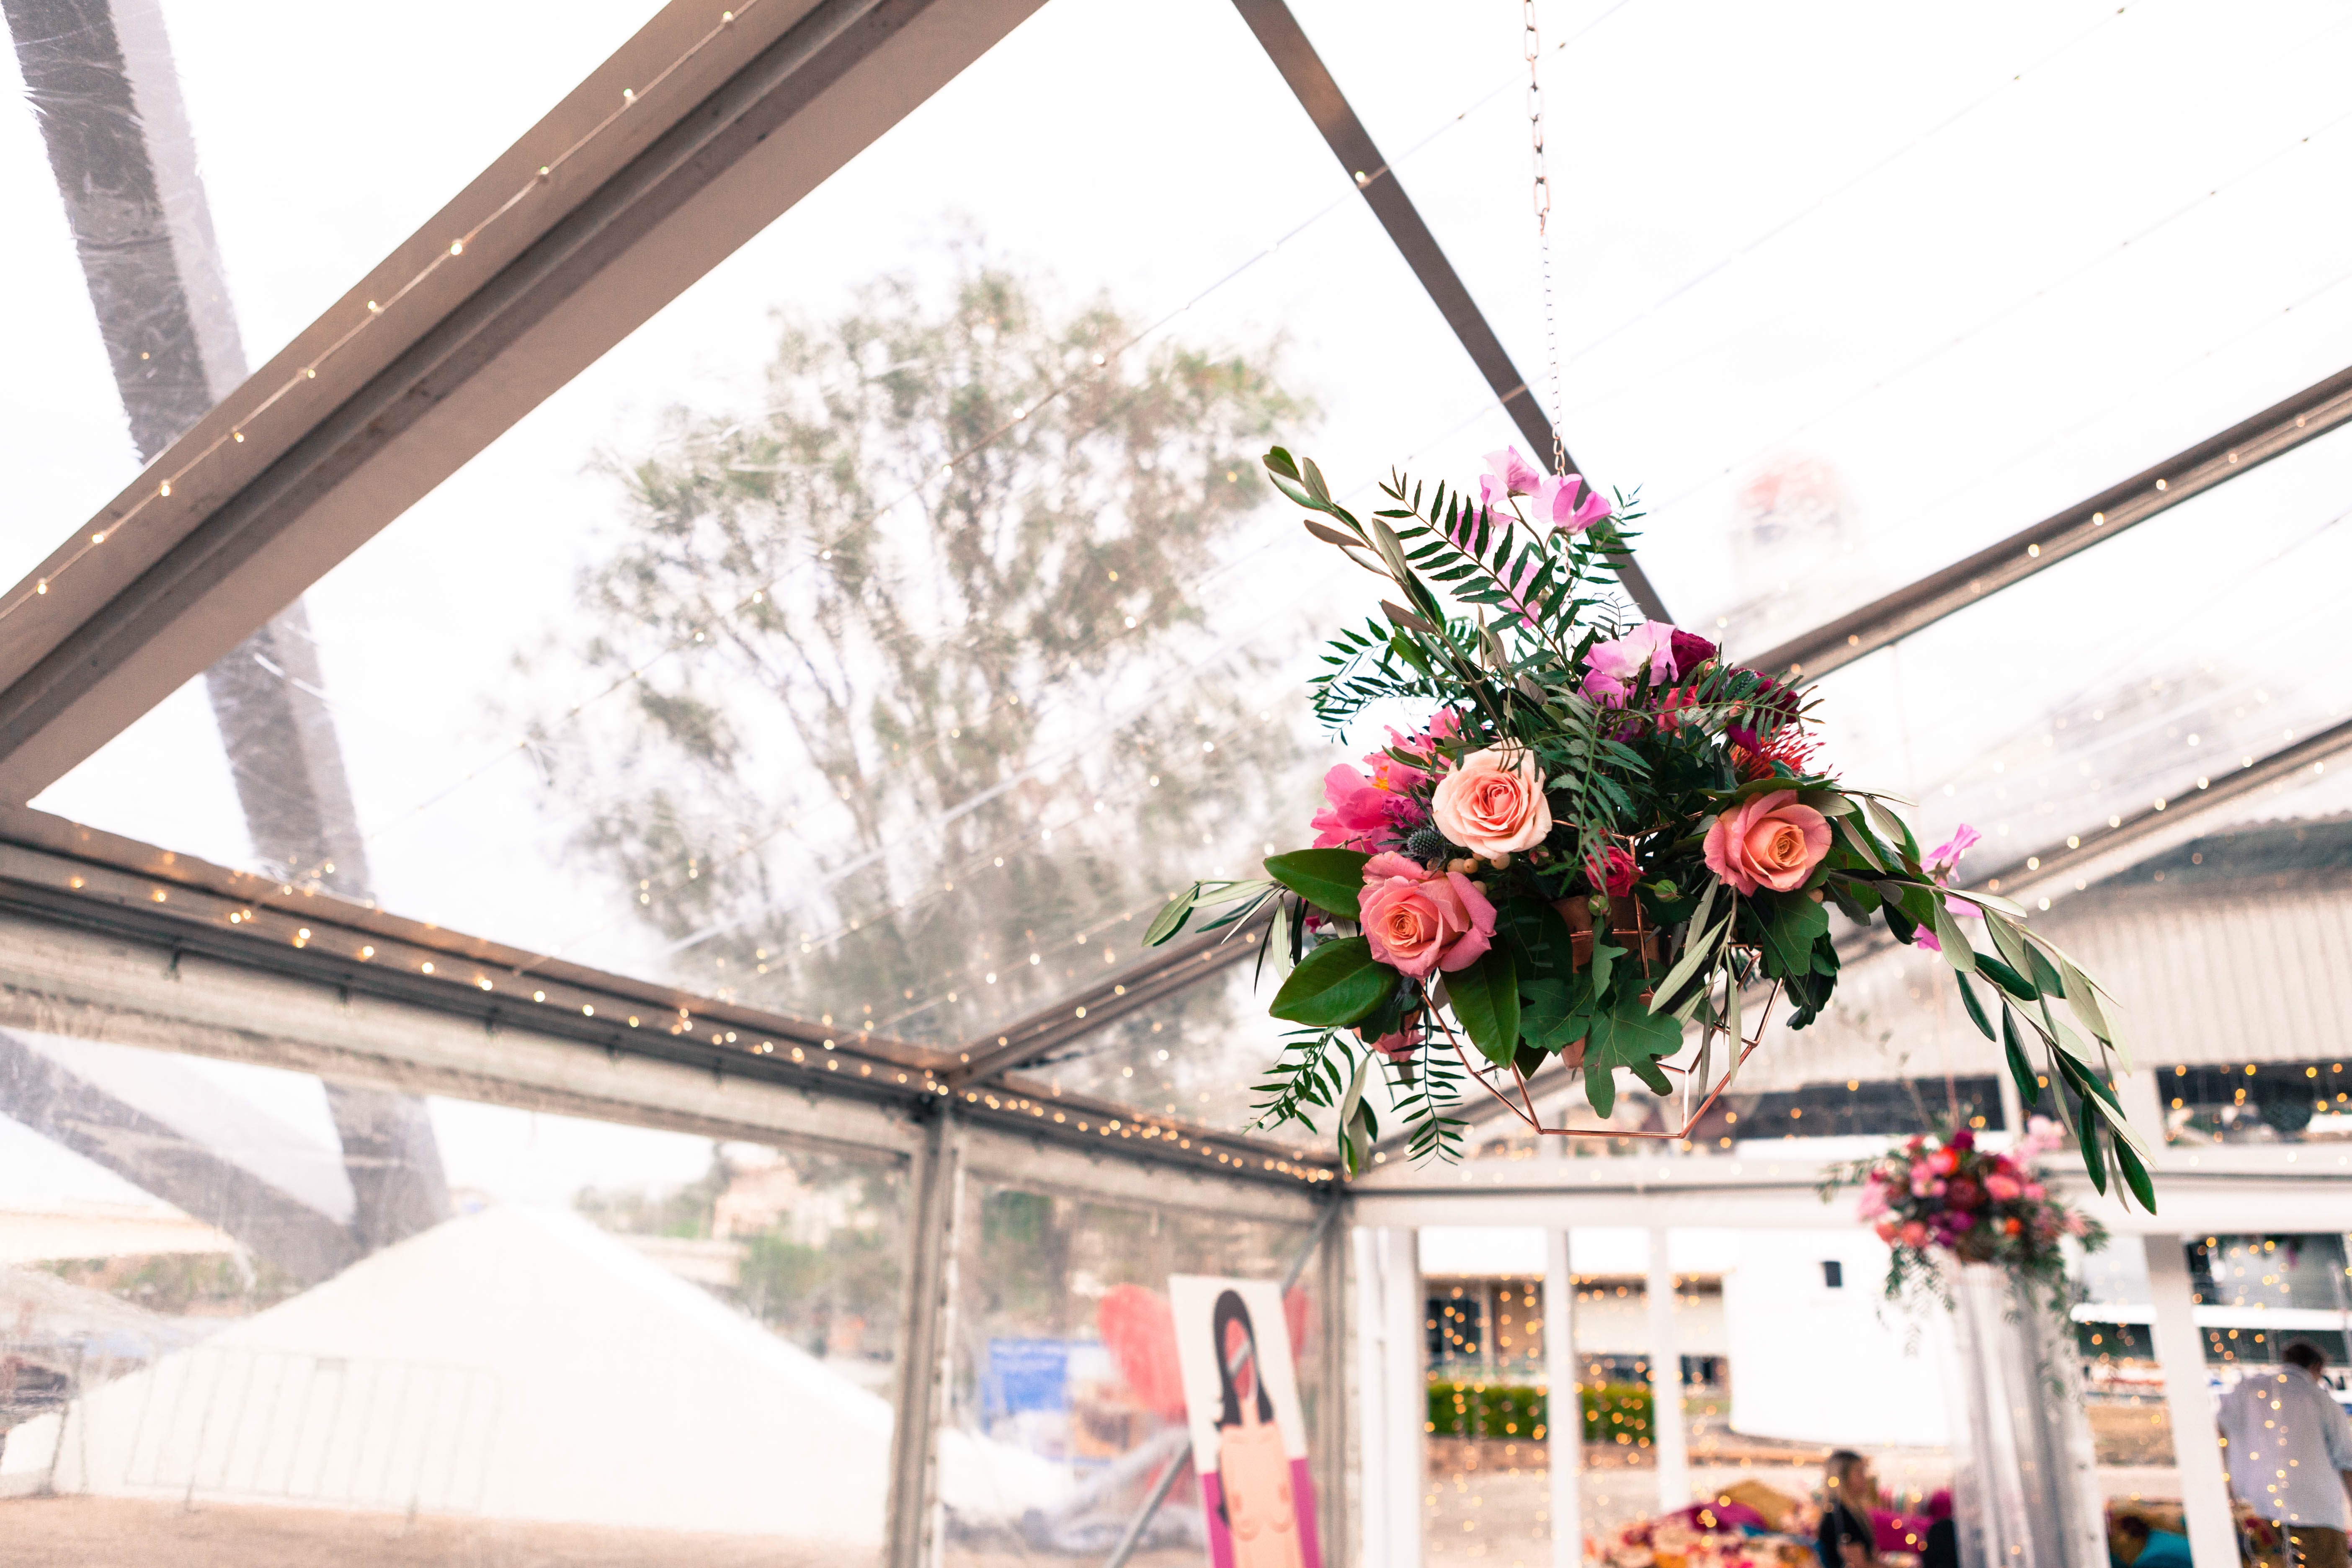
[78,0,2346,1126]
[221,0,2264,905]
[262,49,1571,894]
[4,0,793,628]
[504,397,1522,1006]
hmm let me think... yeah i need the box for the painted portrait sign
[1168,1275,1320,1568]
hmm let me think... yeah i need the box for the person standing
[2218,1340,2352,1568]
[1817,1450,1880,1568]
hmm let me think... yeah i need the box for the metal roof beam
[0,0,1050,802]
[1228,0,1670,622]
[1750,362,2352,684]
[948,907,1273,1088]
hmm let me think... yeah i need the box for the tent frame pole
[885,1106,965,1568]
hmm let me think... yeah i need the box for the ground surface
[0,1496,868,1568]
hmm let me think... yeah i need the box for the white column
[1545,1230,1583,1568]
[1645,1227,1691,1510]
[2145,1234,2237,1566]
[1354,1227,1424,1568]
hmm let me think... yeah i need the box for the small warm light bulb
[159,482,171,497]
[450,241,464,255]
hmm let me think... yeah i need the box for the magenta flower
[1310,765,1393,852]
[1532,471,1611,534]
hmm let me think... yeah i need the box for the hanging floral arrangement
[1824,1119,2109,1314]
[1145,446,2151,1208]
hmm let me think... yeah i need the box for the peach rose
[1430,747,1553,858]
[1702,789,1830,895]
[1358,851,1496,979]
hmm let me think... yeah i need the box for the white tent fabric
[0,1205,1068,1538]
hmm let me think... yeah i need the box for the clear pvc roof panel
[29,0,1532,1050]
[1802,419,2352,875]
[0,2,666,591]
[1292,0,2352,646]
[150,0,669,373]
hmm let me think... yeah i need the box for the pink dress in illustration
[1212,1289,1302,1568]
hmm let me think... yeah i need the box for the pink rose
[1702,789,1831,895]
[1430,747,1553,858]
[1856,1181,1890,1220]
[1358,851,1496,979]
[1984,1173,2022,1202]
[1898,1222,1929,1249]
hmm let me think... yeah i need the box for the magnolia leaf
[1336,1050,1373,1175]
[1649,915,1729,1015]
[1449,946,1521,1068]
[1301,456,1333,503]
[1837,820,1887,874]
[1687,877,1721,948]
[1859,797,1916,865]
[1367,515,1416,585]
[2001,1008,2041,1108]
[1955,887,2031,919]
[1929,898,1977,973]
[1954,971,1996,1042]
[1145,885,1198,947]
[1264,849,1369,920]
[1379,601,1431,637]
[1269,937,1395,1027]
[1719,963,1746,1094]
[2115,1137,2158,1213]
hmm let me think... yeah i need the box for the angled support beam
[8,0,451,1255]
[1752,361,2352,683]
[949,906,1274,1088]
[1961,710,2352,910]
[0,1030,360,1283]
[1228,0,1670,622]
[0,0,1050,801]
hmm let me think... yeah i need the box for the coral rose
[1430,747,1553,858]
[1702,789,1831,895]
[1358,851,1496,979]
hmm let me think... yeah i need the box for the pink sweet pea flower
[1479,446,1545,511]
[1925,825,1982,879]
[1912,823,1983,952]
[1856,1181,1891,1220]
[1532,472,1611,534]
[1580,621,1714,706]
[1359,851,1496,978]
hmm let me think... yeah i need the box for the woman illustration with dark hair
[1212,1289,1302,1568]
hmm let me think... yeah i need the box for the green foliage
[510,243,1314,1051]
[1423,1380,1654,1444]
[1269,936,1397,1026]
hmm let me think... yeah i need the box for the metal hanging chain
[1524,0,1566,475]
